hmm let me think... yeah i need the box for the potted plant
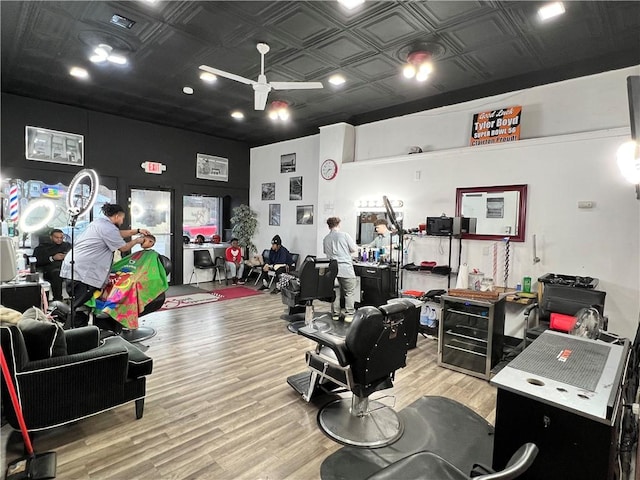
[230,204,258,256]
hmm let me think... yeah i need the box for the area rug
[320,396,494,480]
[160,286,262,311]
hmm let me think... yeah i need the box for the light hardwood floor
[1,284,497,479]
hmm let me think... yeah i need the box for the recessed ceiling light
[538,2,565,21]
[200,72,217,83]
[69,67,89,79]
[231,111,244,119]
[337,0,365,10]
[329,74,346,86]
[183,86,194,95]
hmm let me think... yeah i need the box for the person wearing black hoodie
[34,229,71,301]
[258,235,293,293]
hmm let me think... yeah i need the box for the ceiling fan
[199,43,323,111]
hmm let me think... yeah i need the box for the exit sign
[141,161,166,174]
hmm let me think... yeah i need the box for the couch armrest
[65,326,100,354]
[298,327,349,366]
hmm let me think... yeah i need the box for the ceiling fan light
[89,54,105,63]
[403,65,416,79]
[268,110,279,120]
[419,62,433,74]
[107,54,127,65]
[416,71,429,82]
[278,109,290,121]
[200,72,217,83]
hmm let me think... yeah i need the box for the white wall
[251,65,640,339]
[249,134,320,261]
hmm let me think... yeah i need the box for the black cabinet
[354,263,396,307]
[438,295,505,380]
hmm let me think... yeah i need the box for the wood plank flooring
[1,284,497,479]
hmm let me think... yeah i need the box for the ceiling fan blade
[255,90,269,110]
[270,81,323,90]
[199,65,256,85]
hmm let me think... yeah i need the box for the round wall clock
[320,158,338,180]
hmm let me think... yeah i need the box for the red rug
[160,286,262,311]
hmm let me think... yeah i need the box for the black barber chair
[92,254,172,343]
[298,302,409,448]
[365,443,538,480]
[280,257,338,333]
[523,284,606,346]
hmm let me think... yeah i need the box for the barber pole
[9,183,19,222]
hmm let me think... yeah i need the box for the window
[182,195,221,242]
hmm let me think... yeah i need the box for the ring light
[382,195,400,231]
[18,198,56,233]
[66,168,100,217]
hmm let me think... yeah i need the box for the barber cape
[87,250,168,329]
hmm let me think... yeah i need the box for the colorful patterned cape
[87,250,169,329]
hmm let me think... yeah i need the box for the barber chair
[1,324,152,431]
[523,284,606,346]
[364,443,538,480]
[295,302,410,448]
[280,257,338,333]
[93,254,172,343]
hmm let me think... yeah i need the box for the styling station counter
[490,330,629,479]
[183,243,228,285]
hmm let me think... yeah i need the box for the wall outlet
[578,201,595,209]
[415,170,421,181]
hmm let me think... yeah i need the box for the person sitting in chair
[33,228,71,301]
[258,235,293,293]
[225,238,245,285]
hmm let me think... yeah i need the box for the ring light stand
[383,195,403,296]
[65,169,100,328]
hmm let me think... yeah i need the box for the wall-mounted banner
[196,153,228,182]
[470,106,522,146]
[141,161,166,175]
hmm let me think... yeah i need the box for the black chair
[265,252,300,289]
[212,256,228,285]
[298,302,409,447]
[189,249,215,286]
[0,282,42,313]
[364,443,538,480]
[281,257,338,332]
[524,284,606,346]
[1,324,152,432]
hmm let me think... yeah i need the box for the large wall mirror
[455,184,527,242]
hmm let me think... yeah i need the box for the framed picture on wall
[196,153,228,182]
[25,126,84,165]
[280,153,296,173]
[289,176,302,200]
[269,204,281,226]
[262,182,275,200]
[296,205,314,225]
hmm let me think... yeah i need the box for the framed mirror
[455,184,527,242]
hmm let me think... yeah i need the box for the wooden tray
[447,289,501,301]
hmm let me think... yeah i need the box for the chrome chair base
[318,397,404,448]
[121,326,156,343]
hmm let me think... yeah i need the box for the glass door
[129,188,173,267]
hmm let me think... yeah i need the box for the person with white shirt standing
[323,217,358,321]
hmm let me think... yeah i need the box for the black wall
[1,93,251,283]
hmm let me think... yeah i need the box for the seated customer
[88,240,168,330]
[33,229,71,301]
[225,238,245,285]
[258,235,294,293]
